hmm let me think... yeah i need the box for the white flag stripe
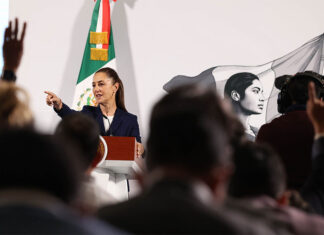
[96,1,103,49]
[72,0,117,110]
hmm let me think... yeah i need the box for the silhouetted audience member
[0,128,121,234]
[0,19,33,129]
[229,142,286,200]
[97,85,274,234]
[0,81,33,128]
[55,113,117,212]
[229,142,312,212]
[228,141,324,235]
[256,72,323,190]
[301,82,324,216]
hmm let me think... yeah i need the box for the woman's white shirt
[103,115,114,132]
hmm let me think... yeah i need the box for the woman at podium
[45,67,144,157]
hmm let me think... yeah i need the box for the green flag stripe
[76,0,115,84]
[108,26,115,62]
[90,0,101,32]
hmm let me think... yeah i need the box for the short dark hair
[224,72,260,101]
[0,128,82,202]
[286,72,322,104]
[229,141,286,199]
[146,85,233,175]
[55,113,100,170]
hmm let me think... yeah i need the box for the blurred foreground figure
[229,141,324,235]
[0,18,33,129]
[0,81,33,128]
[97,85,274,234]
[257,72,324,190]
[55,113,117,213]
[301,82,324,216]
[0,128,122,234]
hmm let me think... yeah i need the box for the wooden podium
[93,136,143,176]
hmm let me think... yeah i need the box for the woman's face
[92,72,117,104]
[240,79,265,114]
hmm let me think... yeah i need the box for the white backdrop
[9,0,324,141]
[0,0,9,70]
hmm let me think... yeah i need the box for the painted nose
[93,85,99,93]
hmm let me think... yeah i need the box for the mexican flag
[72,0,117,110]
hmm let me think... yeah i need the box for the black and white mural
[164,34,324,138]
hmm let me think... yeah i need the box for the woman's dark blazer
[55,103,141,143]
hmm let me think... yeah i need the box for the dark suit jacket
[256,107,314,189]
[0,204,123,234]
[55,103,141,142]
[97,179,274,234]
[301,136,324,216]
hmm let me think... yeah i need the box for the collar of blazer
[95,106,124,136]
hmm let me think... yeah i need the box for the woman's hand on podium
[136,142,144,158]
[44,91,63,111]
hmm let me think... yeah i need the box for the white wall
[10,0,324,140]
[0,0,9,69]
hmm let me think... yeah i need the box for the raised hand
[3,18,27,73]
[307,82,324,134]
[44,91,63,111]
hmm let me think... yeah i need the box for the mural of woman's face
[240,79,265,114]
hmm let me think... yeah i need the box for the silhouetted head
[277,72,323,113]
[55,113,100,171]
[286,72,322,105]
[229,141,286,199]
[0,128,82,203]
[274,74,292,90]
[146,84,233,176]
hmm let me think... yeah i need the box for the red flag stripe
[102,0,110,49]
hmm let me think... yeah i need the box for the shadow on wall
[47,0,93,131]
[58,0,94,107]
[112,0,142,136]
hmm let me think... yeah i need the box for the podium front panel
[103,136,136,161]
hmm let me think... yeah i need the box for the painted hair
[224,72,260,101]
[95,67,127,112]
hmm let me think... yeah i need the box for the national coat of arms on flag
[72,0,117,110]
